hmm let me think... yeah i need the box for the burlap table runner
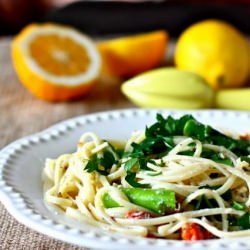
[0,37,132,249]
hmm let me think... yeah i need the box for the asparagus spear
[103,188,176,215]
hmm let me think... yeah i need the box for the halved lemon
[12,23,101,101]
[98,30,168,77]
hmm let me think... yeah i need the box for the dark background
[46,1,250,37]
[0,0,249,37]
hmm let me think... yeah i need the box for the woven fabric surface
[0,37,132,250]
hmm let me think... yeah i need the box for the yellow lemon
[175,19,250,89]
[12,23,101,101]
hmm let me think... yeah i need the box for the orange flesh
[29,34,90,76]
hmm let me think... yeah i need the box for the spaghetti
[43,114,250,240]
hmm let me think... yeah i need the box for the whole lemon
[175,19,250,89]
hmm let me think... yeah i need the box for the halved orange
[12,23,101,101]
[98,30,168,77]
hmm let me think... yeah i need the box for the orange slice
[98,30,168,77]
[12,23,101,101]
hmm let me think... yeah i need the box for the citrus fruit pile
[12,20,250,109]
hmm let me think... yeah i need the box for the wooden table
[0,37,133,249]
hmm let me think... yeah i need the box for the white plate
[1,109,250,250]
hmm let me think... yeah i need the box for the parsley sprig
[85,142,118,176]
[84,114,250,187]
